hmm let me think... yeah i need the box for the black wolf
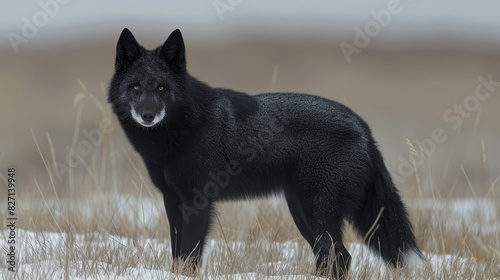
[108,28,423,279]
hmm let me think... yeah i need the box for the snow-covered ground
[408,198,499,234]
[0,229,484,279]
[0,195,498,279]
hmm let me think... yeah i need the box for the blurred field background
[0,1,500,279]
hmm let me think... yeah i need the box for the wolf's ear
[115,28,141,71]
[160,29,186,73]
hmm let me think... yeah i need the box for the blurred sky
[2,0,500,52]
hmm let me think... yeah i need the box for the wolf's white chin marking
[131,107,166,128]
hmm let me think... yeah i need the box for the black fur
[108,28,423,279]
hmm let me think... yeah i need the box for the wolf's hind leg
[291,163,358,279]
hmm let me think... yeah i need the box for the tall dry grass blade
[474,107,482,130]
[31,129,67,225]
[407,139,423,197]
[75,153,98,188]
[116,138,147,186]
[413,158,422,197]
[490,174,500,194]
[110,135,119,193]
[75,79,109,120]
[216,215,234,261]
[271,64,279,91]
[69,105,84,191]
[363,206,384,246]
[46,132,57,186]
[46,132,67,223]
[34,179,63,233]
[471,235,499,259]
[77,79,89,94]
[460,164,477,198]
[481,139,486,166]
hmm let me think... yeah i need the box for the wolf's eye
[133,85,140,91]
[157,85,165,91]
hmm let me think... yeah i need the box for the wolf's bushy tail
[352,141,424,267]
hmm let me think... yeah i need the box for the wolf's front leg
[169,201,213,276]
[163,189,184,259]
[177,201,213,275]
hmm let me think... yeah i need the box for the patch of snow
[409,198,499,234]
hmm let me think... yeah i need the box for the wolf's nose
[141,111,155,123]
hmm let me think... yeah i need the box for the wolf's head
[108,28,187,128]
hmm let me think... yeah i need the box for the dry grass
[1,84,499,279]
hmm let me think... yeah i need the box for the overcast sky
[2,1,500,51]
